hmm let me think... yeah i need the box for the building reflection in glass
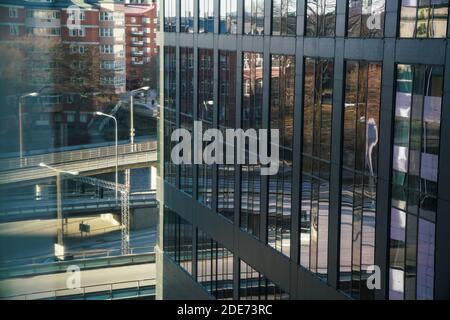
[197,230,234,299]
[180,47,195,195]
[197,48,214,207]
[390,64,443,300]
[220,0,238,34]
[339,61,382,300]
[300,57,334,280]
[306,0,337,37]
[218,51,237,222]
[399,0,449,38]
[267,55,295,257]
[241,52,264,238]
[239,260,289,300]
[347,0,385,37]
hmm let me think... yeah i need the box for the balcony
[130,30,144,36]
[131,50,144,57]
[131,40,144,46]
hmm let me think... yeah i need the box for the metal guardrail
[0,193,157,217]
[1,278,156,300]
[0,152,157,185]
[0,251,156,279]
[0,141,157,172]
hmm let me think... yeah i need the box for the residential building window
[100,28,113,37]
[100,45,114,54]
[199,0,214,33]
[9,7,18,18]
[241,52,264,238]
[100,11,113,21]
[272,0,297,36]
[220,0,238,34]
[267,54,295,257]
[163,207,193,275]
[300,57,334,280]
[9,25,19,36]
[66,112,75,123]
[164,0,177,32]
[164,46,177,185]
[389,64,443,300]
[69,28,85,37]
[197,230,234,299]
[347,0,385,37]
[244,0,265,35]
[339,60,382,299]
[179,47,194,195]
[239,260,290,300]
[306,0,337,37]
[399,0,449,38]
[79,113,88,123]
[198,48,214,208]
[218,51,237,222]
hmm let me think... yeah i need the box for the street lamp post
[95,112,119,204]
[39,163,78,258]
[129,86,150,149]
[18,92,39,167]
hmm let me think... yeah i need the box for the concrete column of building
[192,32,200,201]
[233,29,244,239]
[374,0,400,300]
[175,36,181,189]
[327,0,347,290]
[289,5,306,294]
[434,40,450,300]
[260,41,271,246]
[211,44,219,212]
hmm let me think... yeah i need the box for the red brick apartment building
[0,0,157,150]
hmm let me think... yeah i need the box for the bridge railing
[1,278,156,300]
[0,140,157,172]
[0,248,155,279]
[0,192,157,217]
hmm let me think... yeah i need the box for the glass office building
[157,0,450,300]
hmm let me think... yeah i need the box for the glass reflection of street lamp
[95,112,119,203]
[19,92,39,166]
[39,163,78,257]
[203,100,214,116]
[130,86,150,148]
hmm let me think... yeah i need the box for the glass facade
[347,0,385,37]
[197,230,234,299]
[240,52,264,238]
[218,51,237,222]
[164,46,177,185]
[197,49,214,207]
[180,0,194,33]
[159,0,450,301]
[239,260,290,300]
[390,64,443,300]
[272,0,297,36]
[163,207,194,275]
[399,0,449,38]
[220,0,238,34]
[164,0,177,32]
[339,61,382,299]
[267,55,295,257]
[300,57,334,280]
[306,0,337,37]
[180,47,195,195]
[244,0,265,35]
[199,0,215,33]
